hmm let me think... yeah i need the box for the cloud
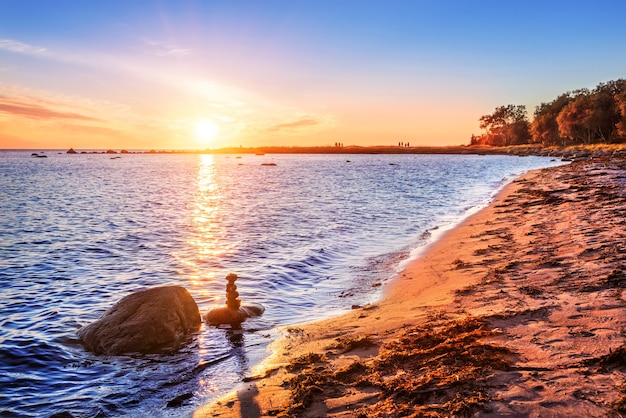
[142,39,191,57]
[0,39,47,54]
[0,98,99,121]
[266,117,319,132]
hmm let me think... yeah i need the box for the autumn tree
[589,82,622,142]
[557,84,622,144]
[556,90,594,144]
[610,79,626,140]
[472,78,626,147]
[477,105,531,146]
[617,91,626,139]
[531,93,572,146]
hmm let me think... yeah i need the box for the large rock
[77,286,201,355]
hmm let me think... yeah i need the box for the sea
[0,150,564,417]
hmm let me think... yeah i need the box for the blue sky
[1,0,625,149]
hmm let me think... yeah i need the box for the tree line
[471,79,626,147]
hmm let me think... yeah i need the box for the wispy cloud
[0,84,161,147]
[266,117,319,132]
[0,98,99,121]
[142,39,191,57]
[0,39,47,54]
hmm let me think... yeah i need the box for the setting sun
[194,119,219,145]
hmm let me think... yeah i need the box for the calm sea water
[0,151,563,417]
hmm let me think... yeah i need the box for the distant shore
[7,143,626,159]
[197,153,626,417]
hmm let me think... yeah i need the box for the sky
[1,1,625,150]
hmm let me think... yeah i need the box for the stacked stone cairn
[225,273,241,310]
[203,273,265,325]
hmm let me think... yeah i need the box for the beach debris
[77,286,201,355]
[331,334,376,353]
[287,352,328,372]
[204,273,265,325]
[452,258,472,269]
[580,344,626,413]
[284,366,332,413]
[273,317,513,417]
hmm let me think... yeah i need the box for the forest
[471,79,626,147]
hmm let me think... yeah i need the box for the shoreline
[5,144,626,159]
[196,155,626,417]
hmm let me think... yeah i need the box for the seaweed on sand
[582,344,626,371]
[356,317,513,417]
[275,317,514,417]
[285,366,332,413]
[452,258,472,270]
[331,335,376,353]
[579,344,626,416]
[455,269,503,297]
[606,267,626,288]
[286,352,328,372]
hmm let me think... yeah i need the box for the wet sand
[196,155,626,417]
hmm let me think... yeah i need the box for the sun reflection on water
[185,154,232,300]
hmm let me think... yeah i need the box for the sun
[194,119,220,145]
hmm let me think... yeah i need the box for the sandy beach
[196,154,626,418]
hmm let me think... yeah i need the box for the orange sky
[0,76,482,150]
[1,2,625,150]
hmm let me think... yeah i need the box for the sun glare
[194,119,219,145]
